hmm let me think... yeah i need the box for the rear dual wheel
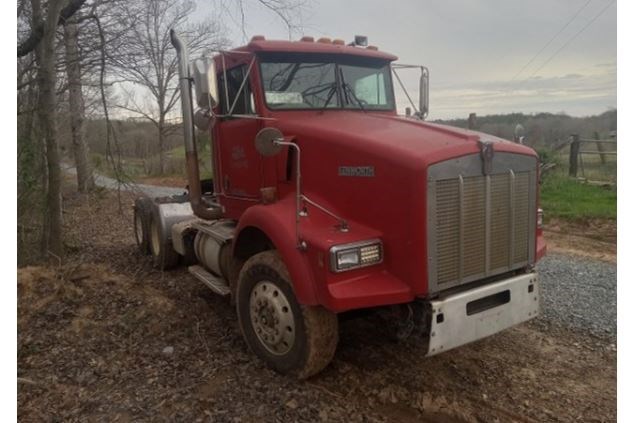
[236,251,338,379]
[133,198,152,255]
[134,197,179,270]
[149,215,179,270]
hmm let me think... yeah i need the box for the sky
[201,0,617,120]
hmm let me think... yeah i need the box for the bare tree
[215,0,310,41]
[64,15,95,192]
[30,0,66,260]
[111,0,227,174]
[18,0,87,57]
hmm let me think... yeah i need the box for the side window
[217,65,255,115]
[354,73,387,105]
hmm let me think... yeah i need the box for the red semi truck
[133,31,546,378]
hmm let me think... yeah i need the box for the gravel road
[537,253,616,339]
[94,174,186,198]
[63,164,186,198]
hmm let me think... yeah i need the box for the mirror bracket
[391,63,429,120]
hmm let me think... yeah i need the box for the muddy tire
[149,215,179,270]
[133,198,152,255]
[236,250,338,379]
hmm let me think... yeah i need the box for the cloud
[410,67,616,119]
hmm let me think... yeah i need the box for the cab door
[215,64,263,199]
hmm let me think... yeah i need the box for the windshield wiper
[319,82,338,112]
[338,68,366,112]
[342,83,367,112]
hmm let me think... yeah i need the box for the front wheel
[236,250,338,378]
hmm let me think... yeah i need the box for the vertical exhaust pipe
[170,29,222,220]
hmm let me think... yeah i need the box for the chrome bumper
[426,272,539,356]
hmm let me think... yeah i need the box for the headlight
[537,208,544,229]
[329,239,383,272]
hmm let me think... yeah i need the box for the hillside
[434,110,617,148]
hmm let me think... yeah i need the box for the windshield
[260,56,395,111]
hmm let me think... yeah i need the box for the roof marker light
[354,35,368,46]
[300,36,314,42]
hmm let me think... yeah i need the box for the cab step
[188,265,230,296]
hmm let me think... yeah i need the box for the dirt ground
[543,218,616,263]
[17,188,616,422]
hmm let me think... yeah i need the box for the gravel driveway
[63,164,186,198]
[537,253,616,340]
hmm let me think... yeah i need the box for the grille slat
[489,174,511,269]
[435,179,460,284]
[462,176,486,278]
[433,167,533,288]
[513,172,530,263]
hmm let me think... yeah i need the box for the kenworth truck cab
[133,32,547,378]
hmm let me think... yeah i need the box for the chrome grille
[435,179,460,284]
[489,174,510,270]
[427,153,537,292]
[513,172,530,263]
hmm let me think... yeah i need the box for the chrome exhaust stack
[170,29,222,221]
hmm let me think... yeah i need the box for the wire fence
[568,134,617,184]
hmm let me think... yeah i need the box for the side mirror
[193,108,216,131]
[255,127,284,157]
[419,67,429,120]
[191,57,218,110]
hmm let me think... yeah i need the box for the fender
[234,198,319,306]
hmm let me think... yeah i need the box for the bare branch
[18,0,88,57]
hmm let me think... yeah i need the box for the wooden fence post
[468,113,477,130]
[569,134,580,177]
[594,131,607,165]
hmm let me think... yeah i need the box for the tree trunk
[158,116,166,174]
[64,17,94,192]
[32,0,65,260]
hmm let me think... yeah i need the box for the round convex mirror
[255,128,284,157]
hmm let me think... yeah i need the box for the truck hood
[275,111,536,169]
[267,111,538,300]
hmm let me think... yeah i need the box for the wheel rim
[249,281,295,355]
[150,219,161,257]
[134,212,144,246]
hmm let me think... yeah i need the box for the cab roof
[234,38,398,62]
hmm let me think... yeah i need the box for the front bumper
[426,272,539,356]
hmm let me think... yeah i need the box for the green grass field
[540,172,616,221]
[92,144,214,181]
[165,145,212,161]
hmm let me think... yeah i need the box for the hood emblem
[338,166,375,177]
[479,140,494,175]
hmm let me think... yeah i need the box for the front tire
[236,250,338,378]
